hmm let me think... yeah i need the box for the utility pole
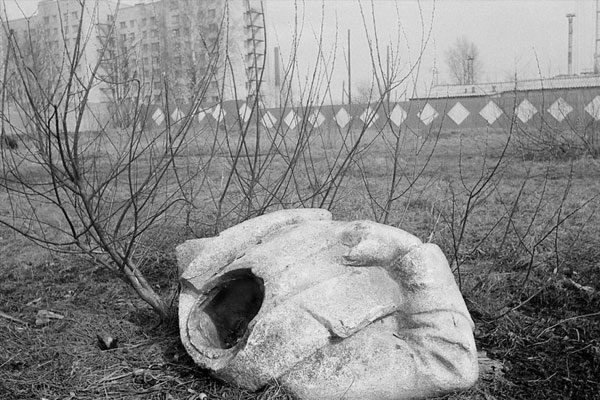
[274,46,280,88]
[467,55,474,85]
[347,29,352,105]
[386,45,390,104]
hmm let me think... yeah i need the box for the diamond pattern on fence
[197,109,208,123]
[335,107,351,128]
[211,104,226,121]
[516,99,537,123]
[171,108,185,122]
[448,102,470,125]
[585,95,600,120]
[547,98,573,122]
[262,111,277,128]
[419,103,438,126]
[390,104,407,126]
[152,108,165,126]
[284,110,299,129]
[238,103,252,123]
[479,101,503,125]
[309,110,325,127]
[360,106,379,127]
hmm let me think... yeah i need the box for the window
[172,29,180,37]
[154,81,162,89]
[151,29,158,38]
[64,25,69,34]
[208,9,216,19]
[152,56,159,64]
[141,18,147,27]
[142,44,148,52]
[52,15,58,22]
[151,42,159,51]
[150,16,156,25]
[72,11,78,19]
[63,12,69,21]
[44,16,50,24]
[143,57,148,65]
[175,56,181,64]
[142,31,147,39]
[120,21,126,29]
[129,32,135,41]
[120,33,127,41]
[53,28,58,36]
[129,20,135,28]
[72,25,78,32]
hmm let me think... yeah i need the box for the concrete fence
[145,85,600,134]
[3,85,600,136]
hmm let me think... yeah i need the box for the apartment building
[109,0,272,105]
[1,0,117,105]
[1,0,273,109]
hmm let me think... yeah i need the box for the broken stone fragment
[35,310,64,326]
[177,209,478,399]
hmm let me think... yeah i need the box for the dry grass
[0,247,295,400]
[1,125,599,399]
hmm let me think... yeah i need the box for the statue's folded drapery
[177,209,478,400]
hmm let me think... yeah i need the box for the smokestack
[595,0,600,74]
[274,46,280,87]
[567,13,575,76]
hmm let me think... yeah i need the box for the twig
[535,311,600,339]
[0,310,28,325]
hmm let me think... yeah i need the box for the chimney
[595,0,600,74]
[567,13,575,76]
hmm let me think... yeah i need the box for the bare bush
[0,1,217,320]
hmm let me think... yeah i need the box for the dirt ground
[1,127,599,399]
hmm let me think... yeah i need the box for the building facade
[1,0,117,105]
[0,0,274,111]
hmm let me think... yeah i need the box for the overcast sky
[4,0,597,100]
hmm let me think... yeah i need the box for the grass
[1,123,599,399]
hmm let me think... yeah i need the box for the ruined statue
[177,209,478,399]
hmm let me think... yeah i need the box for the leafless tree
[0,0,216,320]
[445,36,482,85]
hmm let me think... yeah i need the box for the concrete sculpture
[177,209,478,399]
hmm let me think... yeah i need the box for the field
[1,122,599,399]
